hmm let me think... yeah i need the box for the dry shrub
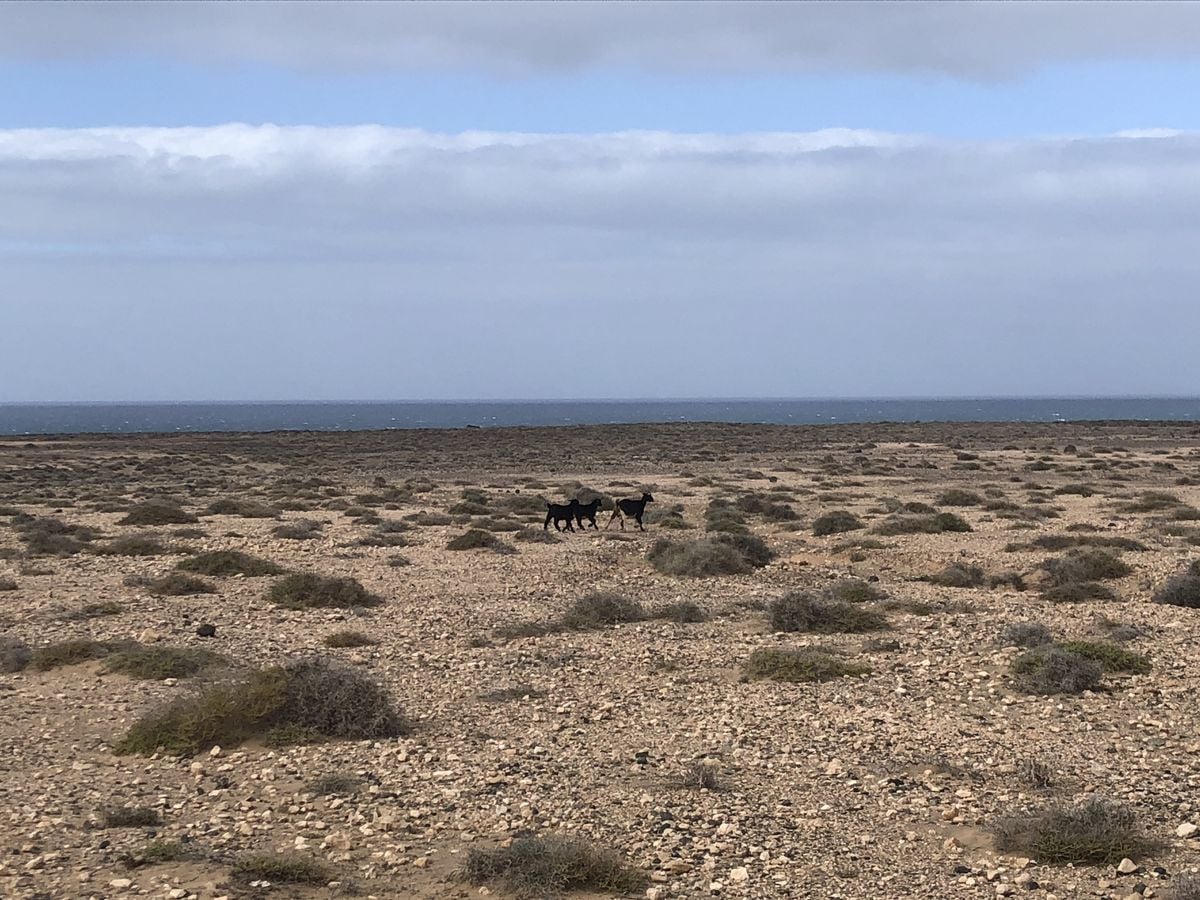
[1010,645,1103,695]
[743,647,871,683]
[561,592,645,629]
[267,573,382,610]
[998,622,1053,648]
[992,797,1156,864]
[233,853,333,885]
[322,630,378,648]
[462,835,643,898]
[447,529,516,553]
[205,498,279,518]
[823,578,886,604]
[272,519,325,540]
[812,510,864,536]
[177,550,283,577]
[937,489,983,506]
[0,637,32,673]
[104,646,225,680]
[652,601,707,623]
[115,658,407,756]
[1152,562,1200,608]
[1058,640,1150,674]
[1041,581,1118,603]
[769,592,888,633]
[873,513,972,535]
[119,502,197,526]
[926,563,985,588]
[101,805,162,828]
[136,573,215,596]
[1043,548,1132,584]
[94,534,170,556]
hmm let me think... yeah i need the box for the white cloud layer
[3,2,1200,78]
[2,125,1198,400]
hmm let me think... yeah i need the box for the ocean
[0,398,1198,436]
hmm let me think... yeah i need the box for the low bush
[561,592,645,629]
[94,534,170,556]
[17,516,98,556]
[646,537,759,576]
[114,657,407,756]
[447,529,516,554]
[873,513,973,535]
[991,797,1155,864]
[812,510,864,536]
[101,805,162,828]
[515,527,561,544]
[998,622,1053,648]
[205,499,279,518]
[304,773,363,796]
[136,573,215,596]
[743,647,872,683]
[937,489,983,506]
[177,550,283,577]
[680,761,723,791]
[1043,548,1132,584]
[1041,581,1118,603]
[31,638,131,671]
[104,646,225,680]
[272,519,325,540]
[652,601,707,623]
[0,638,32,673]
[0,577,16,591]
[322,630,378,648]
[823,578,886,604]
[769,592,888,634]
[1010,645,1103,695]
[119,502,198,526]
[926,563,985,588]
[267,573,382,610]
[1058,640,1150,674]
[1152,562,1200,608]
[462,835,644,898]
[233,853,334,885]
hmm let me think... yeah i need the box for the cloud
[1,125,1198,400]
[3,2,1200,79]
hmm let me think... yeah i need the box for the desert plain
[2,421,1200,900]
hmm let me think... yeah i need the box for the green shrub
[101,805,162,828]
[1010,645,1103,695]
[646,538,750,576]
[114,658,406,756]
[104,646,225,680]
[119,502,198,526]
[926,563,985,588]
[991,797,1155,864]
[462,835,643,898]
[1043,549,1132,584]
[812,510,864,536]
[769,592,888,633]
[322,630,378,648]
[267,573,382,610]
[447,529,516,553]
[1058,640,1150,674]
[743,647,871,683]
[233,853,333,885]
[177,550,283,577]
[140,840,187,863]
[1041,581,1118,603]
[561,592,645,629]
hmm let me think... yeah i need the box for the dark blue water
[1,399,1198,436]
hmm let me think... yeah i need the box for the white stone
[1177,822,1198,838]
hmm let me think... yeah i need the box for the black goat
[573,498,604,531]
[606,493,655,531]
[544,499,580,532]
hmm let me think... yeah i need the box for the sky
[2,1,1199,402]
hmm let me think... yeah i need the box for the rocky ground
[1,421,1200,900]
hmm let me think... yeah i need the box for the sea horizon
[2,396,1199,436]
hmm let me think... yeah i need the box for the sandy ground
[1,421,1200,900]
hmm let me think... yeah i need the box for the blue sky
[5,57,1200,138]
[2,2,1199,402]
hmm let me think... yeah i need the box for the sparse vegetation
[992,797,1155,864]
[462,835,644,898]
[1041,581,1118,603]
[323,630,378,648]
[647,537,760,576]
[561,592,645,629]
[177,550,283,577]
[132,573,215,596]
[447,529,516,553]
[115,658,407,755]
[94,534,170,556]
[743,647,872,683]
[101,805,162,828]
[30,638,130,671]
[272,519,325,540]
[304,773,363,796]
[925,563,985,588]
[937,489,983,506]
[1043,548,1132,584]
[104,645,225,680]
[812,510,864,536]
[1152,561,1200,608]
[873,512,972,535]
[0,638,32,673]
[1010,645,1104,695]
[769,592,888,633]
[1058,640,1150,674]
[233,852,334,885]
[267,573,382,610]
[119,502,198,526]
[206,498,280,518]
[652,600,707,623]
[999,622,1053,648]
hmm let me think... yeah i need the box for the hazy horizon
[3,3,1199,402]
